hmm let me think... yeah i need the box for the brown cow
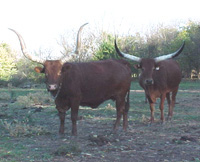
[9,25,132,136]
[115,40,185,123]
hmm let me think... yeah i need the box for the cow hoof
[112,129,118,134]
[57,133,65,139]
[160,120,165,125]
[72,134,77,136]
[148,119,154,126]
[148,123,152,127]
[167,116,172,121]
[72,131,77,136]
[123,128,128,132]
[77,116,84,120]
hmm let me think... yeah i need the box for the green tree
[175,21,200,77]
[147,25,179,57]
[0,43,17,82]
[11,58,45,86]
[93,33,119,60]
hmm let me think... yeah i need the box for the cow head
[115,39,185,86]
[9,23,88,92]
[34,60,63,91]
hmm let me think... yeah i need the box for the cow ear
[62,64,71,73]
[34,67,44,73]
[134,64,141,69]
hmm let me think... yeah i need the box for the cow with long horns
[9,25,132,136]
[115,39,185,123]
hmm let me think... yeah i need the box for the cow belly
[80,102,101,108]
[80,100,105,108]
[80,96,115,108]
[79,86,120,108]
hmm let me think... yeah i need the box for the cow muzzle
[145,79,154,85]
[47,84,58,91]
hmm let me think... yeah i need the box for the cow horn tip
[8,28,14,31]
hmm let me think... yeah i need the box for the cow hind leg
[123,92,130,131]
[166,93,171,121]
[166,93,170,105]
[160,93,166,123]
[70,98,80,136]
[168,88,178,120]
[114,97,126,131]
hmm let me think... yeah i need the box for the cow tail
[125,90,130,113]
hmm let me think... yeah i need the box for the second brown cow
[115,40,185,123]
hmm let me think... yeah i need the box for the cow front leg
[123,111,128,131]
[58,111,66,134]
[149,103,155,123]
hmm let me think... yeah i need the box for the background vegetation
[0,20,200,87]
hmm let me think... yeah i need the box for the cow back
[61,59,131,108]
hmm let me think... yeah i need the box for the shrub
[15,91,54,108]
[0,119,50,137]
[0,92,11,101]
[54,142,82,157]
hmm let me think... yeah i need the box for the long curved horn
[8,28,45,64]
[115,39,141,62]
[61,23,88,64]
[75,23,88,54]
[154,41,185,62]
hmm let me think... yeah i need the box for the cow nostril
[145,79,154,85]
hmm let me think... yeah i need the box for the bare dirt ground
[0,90,200,162]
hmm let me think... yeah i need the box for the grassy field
[0,80,199,162]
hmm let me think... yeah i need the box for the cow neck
[50,83,62,100]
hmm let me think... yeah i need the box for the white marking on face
[155,67,160,71]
